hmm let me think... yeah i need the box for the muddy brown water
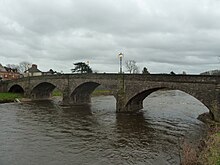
[0,90,208,165]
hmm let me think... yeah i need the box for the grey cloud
[0,0,220,73]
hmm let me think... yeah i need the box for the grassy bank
[181,114,220,165]
[0,93,23,103]
[91,89,112,96]
[198,124,220,165]
[52,90,63,96]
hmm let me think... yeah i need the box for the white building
[24,64,42,77]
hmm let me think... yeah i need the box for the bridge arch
[8,84,24,94]
[31,82,57,99]
[69,81,116,105]
[125,87,165,111]
[70,82,101,104]
[124,86,215,117]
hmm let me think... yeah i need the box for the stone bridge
[1,74,219,122]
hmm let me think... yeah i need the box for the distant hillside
[200,69,220,75]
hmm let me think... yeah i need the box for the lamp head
[118,52,123,58]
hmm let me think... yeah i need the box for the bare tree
[19,61,31,73]
[6,64,19,69]
[125,60,139,74]
[133,65,139,73]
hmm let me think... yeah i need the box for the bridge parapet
[123,74,220,84]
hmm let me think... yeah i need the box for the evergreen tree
[170,71,176,75]
[71,62,93,73]
[142,67,150,74]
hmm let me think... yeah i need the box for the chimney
[32,64,37,69]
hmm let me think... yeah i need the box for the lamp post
[118,52,123,73]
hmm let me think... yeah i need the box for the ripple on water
[0,91,208,165]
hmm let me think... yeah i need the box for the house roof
[25,64,42,73]
[28,67,42,73]
[0,64,6,72]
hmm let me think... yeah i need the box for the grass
[52,90,62,96]
[181,122,220,165]
[198,125,220,165]
[0,92,23,103]
[207,133,220,165]
[91,89,112,96]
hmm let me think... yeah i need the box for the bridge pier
[116,74,145,113]
[61,87,71,105]
[62,94,70,105]
[24,87,31,98]
[211,102,220,122]
[210,86,220,122]
[70,94,91,105]
[62,88,92,105]
[0,81,8,93]
[116,91,125,112]
[116,74,126,112]
[116,90,143,113]
[116,98,144,113]
[125,101,143,112]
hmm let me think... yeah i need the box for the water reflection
[115,112,155,145]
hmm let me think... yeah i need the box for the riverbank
[0,93,23,103]
[91,89,113,96]
[199,127,220,165]
[181,113,220,165]
[0,89,113,104]
[198,113,220,165]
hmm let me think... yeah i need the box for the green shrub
[0,93,23,102]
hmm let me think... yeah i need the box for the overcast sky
[0,0,220,74]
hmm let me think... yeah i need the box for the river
[0,90,208,165]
